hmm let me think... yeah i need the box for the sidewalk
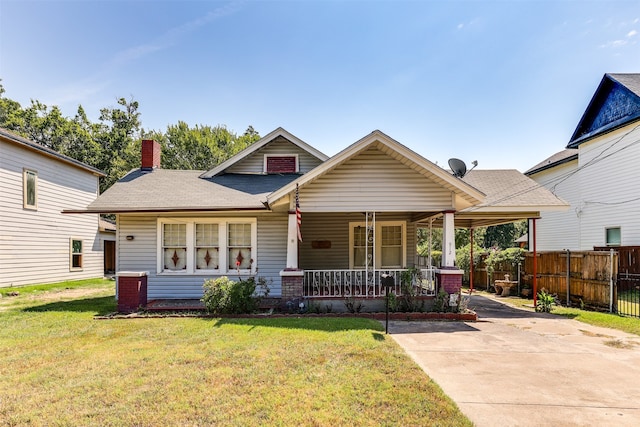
[388,294,640,426]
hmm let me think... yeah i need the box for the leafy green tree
[94,97,142,192]
[145,122,260,171]
[484,220,527,249]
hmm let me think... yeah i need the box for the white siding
[300,146,454,212]
[226,136,323,174]
[530,123,640,250]
[0,139,103,287]
[117,212,288,299]
[577,124,640,248]
[529,159,581,250]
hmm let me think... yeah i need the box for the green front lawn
[0,280,471,426]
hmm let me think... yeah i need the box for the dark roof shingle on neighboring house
[524,149,578,175]
[84,169,299,213]
[568,73,640,147]
[609,73,640,97]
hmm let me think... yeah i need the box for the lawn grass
[0,280,471,426]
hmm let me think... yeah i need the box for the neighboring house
[0,128,106,287]
[526,73,640,251]
[73,127,566,304]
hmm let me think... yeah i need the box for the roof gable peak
[568,73,640,147]
[200,127,329,178]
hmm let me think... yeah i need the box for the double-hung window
[158,219,256,274]
[196,223,219,270]
[70,238,83,271]
[163,223,187,271]
[349,221,406,269]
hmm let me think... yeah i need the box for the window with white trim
[349,221,406,269]
[158,219,256,274]
[23,169,38,210]
[605,227,621,247]
[70,238,83,270]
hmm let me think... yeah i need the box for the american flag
[296,184,302,242]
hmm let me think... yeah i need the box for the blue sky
[1,0,639,172]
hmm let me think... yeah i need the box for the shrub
[201,276,268,314]
[536,289,557,313]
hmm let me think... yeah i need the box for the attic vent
[265,155,298,174]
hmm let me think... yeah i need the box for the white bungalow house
[0,127,107,287]
[526,73,640,251]
[71,127,566,309]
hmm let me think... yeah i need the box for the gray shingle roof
[461,169,567,208]
[85,169,299,212]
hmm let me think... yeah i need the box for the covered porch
[282,209,464,301]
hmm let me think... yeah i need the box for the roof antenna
[469,160,478,172]
[448,158,467,178]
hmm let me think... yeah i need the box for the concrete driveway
[388,294,640,426]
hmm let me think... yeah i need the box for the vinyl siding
[117,212,288,299]
[225,136,323,174]
[577,124,640,248]
[300,212,417,270]
[529,159,581,250]
[300,146,454,212]
[530,122,640,250]
[0,139,103,287]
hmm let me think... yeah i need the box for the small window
[264,155,298,173]
[70,238,83,270]
[606,227,621,246]
[23,169,38,210]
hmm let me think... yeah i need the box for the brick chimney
[141,139,161,170]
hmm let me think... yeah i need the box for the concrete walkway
[388,294,640,426]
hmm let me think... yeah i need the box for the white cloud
[628,30,638,37]
[457,23,464,30]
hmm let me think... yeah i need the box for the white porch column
[441,211,456,267]
[286,210,299,269]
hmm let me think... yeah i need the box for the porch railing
[303,268,437,298]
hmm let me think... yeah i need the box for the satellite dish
[448,158,467,178]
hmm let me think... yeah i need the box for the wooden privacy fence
[522,250,617,309]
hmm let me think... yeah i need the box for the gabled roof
[0,127,105,177]
[266,129,486,207]
[568,73,640,148]
[200,127,329,178]
[525,149,578,176]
